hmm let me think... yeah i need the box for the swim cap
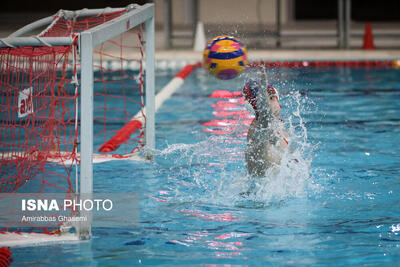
[243,79,259,111]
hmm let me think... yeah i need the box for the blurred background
[1,0,400,49]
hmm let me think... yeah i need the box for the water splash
[153,86,320,208]
[218,90,319,206]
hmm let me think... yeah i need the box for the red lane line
[98,62,202,153]
[175,62,202,79]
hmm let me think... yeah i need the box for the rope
[33,36,51,47]
[38,11,62,37]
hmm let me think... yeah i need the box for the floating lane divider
[99,62,202,153]
[248,60,397,68]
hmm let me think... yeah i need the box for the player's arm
[255,65,274,129]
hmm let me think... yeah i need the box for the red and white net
[0,8,145,234]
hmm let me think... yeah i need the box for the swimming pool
[12,64,400,265]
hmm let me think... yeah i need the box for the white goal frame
[0,3,155,243]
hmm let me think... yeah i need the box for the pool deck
[156,49,400,61]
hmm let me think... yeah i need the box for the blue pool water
[12,65,400,266]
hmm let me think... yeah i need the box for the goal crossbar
[8,7,127,38]
[0,4,154,48]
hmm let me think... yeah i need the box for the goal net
[0,4,154,245]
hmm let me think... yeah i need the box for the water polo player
[243,66,289,177]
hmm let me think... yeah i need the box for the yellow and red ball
[203,35,247,80]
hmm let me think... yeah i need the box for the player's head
[243,80,281,117]
[243,79,259,112]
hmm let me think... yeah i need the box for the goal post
[77,3,155,240]
[0,3,155,244]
